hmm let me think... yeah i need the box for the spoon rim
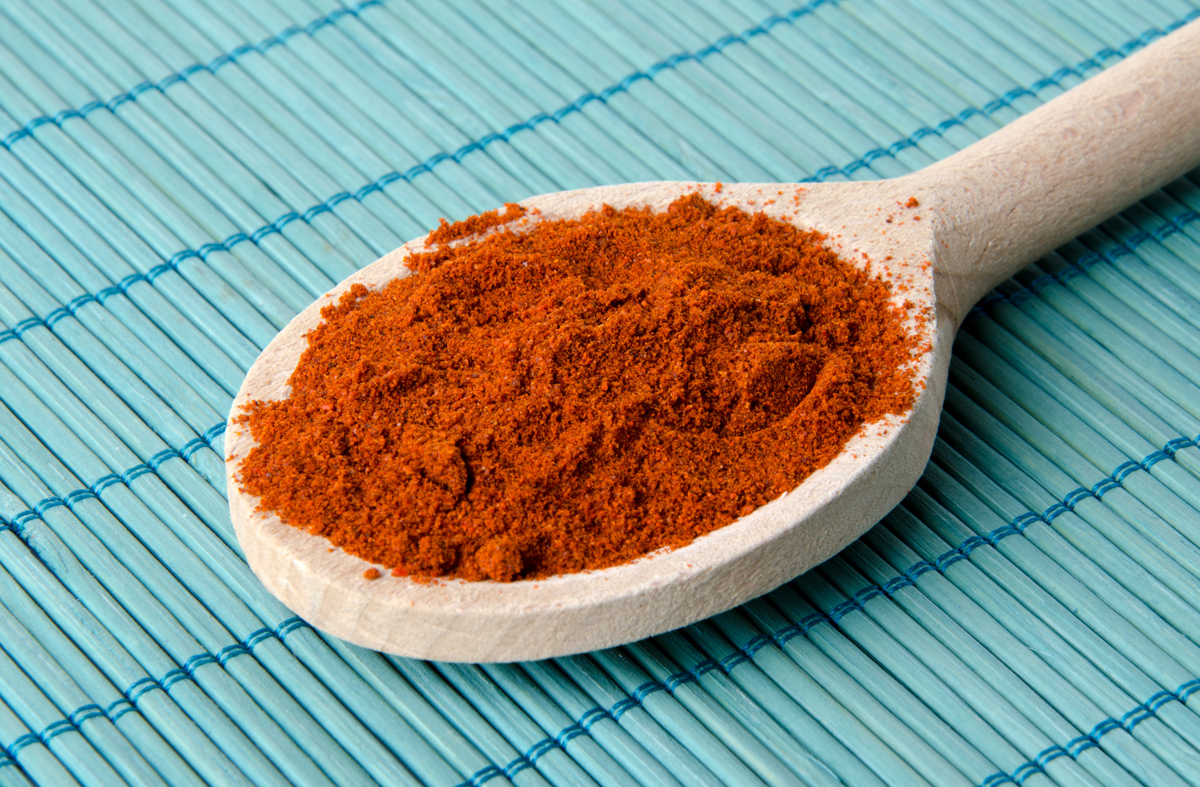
[226,180,944,662]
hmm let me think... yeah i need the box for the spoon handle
[921,19,1200,320]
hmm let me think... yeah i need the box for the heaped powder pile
[235,194,919,581]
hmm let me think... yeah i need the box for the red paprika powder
[235,194,918,582]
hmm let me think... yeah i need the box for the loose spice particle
[426,202,526,246]
[236,194,920,582]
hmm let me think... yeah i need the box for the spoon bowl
[227,22,1200,662]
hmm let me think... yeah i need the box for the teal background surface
[2,0,1200,784]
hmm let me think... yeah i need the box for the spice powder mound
[235,194,920,582]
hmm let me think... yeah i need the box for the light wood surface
[227,21,1200,663]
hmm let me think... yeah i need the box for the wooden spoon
[227,22,1200,663]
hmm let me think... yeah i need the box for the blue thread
[12,318,40,337]
[116,273,146,294]
[456,764,504,787]
[663,670,696,692]
[25,425,225,503]
[934,548,970,572]
[1011,512,1041,531]
[243,627,275,650]
[124,677,159,703]
[577,707,608,730]
[1177,678,1200,702]
[1027,274,1056,293]
[1090,477,1120,499]
[961,533,992,552]
[10,511,38,532]
[554,723,586,747]
[1008,759,1042,785]
[608,697,638,720]
[826,507,1024,612]
[18,4,1199,329]
[94,285,122,304]
[1063,736,1097,759]
[1041,502,1070,522]
[1008,288,1036,306]
[853,584,885,605]
[795,30,1157,187]
[0,0,386,151]
[978,676,1200,787]
[1153,210,1200,243]
[215,643,250,665]
[632,681,665,703]
[11,0,845,281]
[68,705,104,727]
[178,438,208,459]
[250,212,301,243]
[181,653,217,675]
[801,611,831,633]
[203,423,227,444]
[1062,488,1091,509]
[1110,460,1141,482]
[117,649,248,718]
[881,574,915,595]
[105,698,136,722]
[146,449,181,470]
[770,622,805,647]
[33,497,64,517]
[39,720,74,744]
[523,737,556,764]
[1075,252,1105,274]
[90,474,122,495]
[159,668,189,690]
[1141,450,1170,470]
[163,250,199,273]
[906,561,937,581]
[741,633,771,658]
[275,616,308,638]
[7,734,38,756]
[1164,437,1195,457]
[1034,744,1070,770]
[827,598,860,623]
[1089,718,1121,740]
[761,583,1198,787]
[1121,705,1154,728]
[0,3,403,285]
[1032,743,1070,772]
[982,524,1017,545]
[767,612,830,651]
[43,308,70,327]
[756,480,1200,787]
[794,442,1196,640]
[120,465,154,485]
[718,651,749,672]
[84,616,336,730]
[501,755,532,779]
[144,263,174,283]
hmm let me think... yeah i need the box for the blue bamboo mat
[2,0,1200,784]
